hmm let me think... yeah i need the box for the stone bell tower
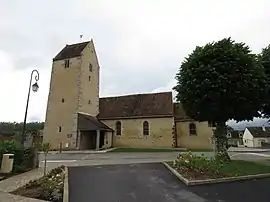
[43,39,100,149]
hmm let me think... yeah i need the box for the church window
[189,123,197,135]
[116,121,121,135]
[64,59,70,68]
[143,121,149,135]
[58,126,62,132]
[89,63,93,72]
[61,98,65,103]
[89,76,91,81]
[88,100,91,104]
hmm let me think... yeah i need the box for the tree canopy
[259,45,270,117]
[174,37,267,123]
[0,122,44,135]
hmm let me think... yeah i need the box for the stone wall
[175,121,213,149]
[101,117,174,148]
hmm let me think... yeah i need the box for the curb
[38,148,114,154]
[63,166,69,202]
[163,162,270,186]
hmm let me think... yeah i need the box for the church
[43,40,214,150]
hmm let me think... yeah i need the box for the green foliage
[42,142,51,155]
[0,122,44,135]
[14,166,65,202]
[0,140,37,173]
[42,142,51,176]
[174,151,225,175]
[259,44,270,117]
[174,37,267,123]
[42,166,65,202]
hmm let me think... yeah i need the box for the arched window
[116,121,121,136]
[189,123,197,135]
[143,121,149,135]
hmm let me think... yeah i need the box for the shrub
[175,151,225,174]
[0,140,37,173]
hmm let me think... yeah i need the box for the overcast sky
[0,0,269,122]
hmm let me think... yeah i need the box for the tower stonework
[43,40,100,149]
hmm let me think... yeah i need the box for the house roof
[247,127,270,138]
[77,112,113,131]
[173,103,190,121]
[98,92,173,119]
[53,41,89,61]
[230,131,241,139]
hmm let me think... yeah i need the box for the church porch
[77,112,113,150]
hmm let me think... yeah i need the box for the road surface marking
[230,153,270,158]
[41,160,77,163]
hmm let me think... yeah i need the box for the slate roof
[173,103,190,121]
[98,92,174,119]
[78,112,113,131]
[247,127,270,138]
[229,131,241,139]
[53,41,89,61]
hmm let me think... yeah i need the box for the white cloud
[0,0,270,122]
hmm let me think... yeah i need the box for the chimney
[262,126,266,131]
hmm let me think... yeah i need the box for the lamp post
[21,69,40,145]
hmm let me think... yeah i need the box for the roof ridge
[66,41,90,47]
[100,91,172,99]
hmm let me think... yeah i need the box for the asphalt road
[68,163,207,202]
[69,162,270,202]
[39,151,270,168]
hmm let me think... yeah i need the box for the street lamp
[21,69,40,145]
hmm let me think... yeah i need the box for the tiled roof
[229,131,241,139]
[247,127,270,138]
[173,103,190,121]
[53,41,89,61]
[78,112,113,131]
[98,92,173,119]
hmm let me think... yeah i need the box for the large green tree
[174,38,267,160]
[259,45,270,117]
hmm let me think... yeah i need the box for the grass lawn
[110,148,187,152]
[168,160,270,180]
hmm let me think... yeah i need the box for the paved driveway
[69,162,270,202]
[68,163,206,202]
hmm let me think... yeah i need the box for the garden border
[163,162,270,186]
[63,166,69,202]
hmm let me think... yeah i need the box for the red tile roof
[98,92,174,119]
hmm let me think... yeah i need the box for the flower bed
[169,152,270,180]
[11,166,65,202]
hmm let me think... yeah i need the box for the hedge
[0,140,38,173]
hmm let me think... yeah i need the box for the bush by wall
[0,140,38,173]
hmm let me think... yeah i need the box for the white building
[243,127,270,148]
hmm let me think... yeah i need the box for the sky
[0,0,270,122]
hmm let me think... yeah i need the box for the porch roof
[77,112,113,131]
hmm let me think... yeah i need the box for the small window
[143,121,149,135]
[64,60,70,68]
[189,123,197,135]
[88,100,91,104]
[58,127,62,132]
[61,98,65,103]
[89,76,91,81]
[116,121,121,135]
[89,63,93,72]
[227,133,231,138]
